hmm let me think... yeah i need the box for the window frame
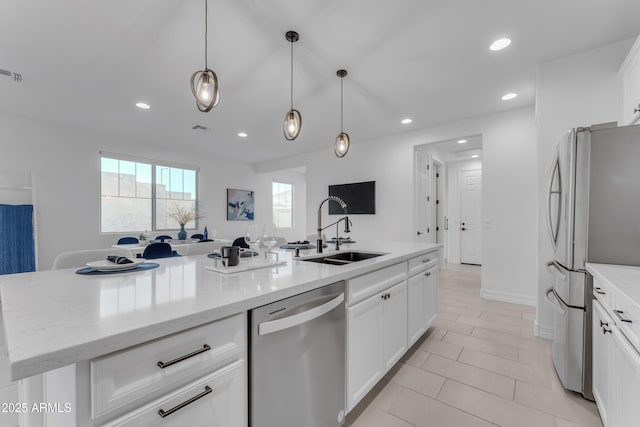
[99,151,200,234]
[272,180,294,229]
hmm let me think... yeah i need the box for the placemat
[75,263,160,275]
[207,251,259,259]
[205,259,286,274]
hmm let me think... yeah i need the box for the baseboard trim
[480,288,536,307]
[534,320,554,340]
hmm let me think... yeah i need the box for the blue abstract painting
[227,189,254,221]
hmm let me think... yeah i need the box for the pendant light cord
[290,40,294,110]
[340,76,344,132]
[204,0,208,69]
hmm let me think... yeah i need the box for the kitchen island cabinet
[0,242,441,426]
[587,263,640,427]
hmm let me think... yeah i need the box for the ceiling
[1,0,639,164]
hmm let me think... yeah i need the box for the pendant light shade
[190,0,220,112]
[334,69,350,158]
[335,132,350,157]
[284,109,302,140]
[283,31,301,141]
[191,69,219,111]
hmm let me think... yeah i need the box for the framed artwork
[227,189,254,220]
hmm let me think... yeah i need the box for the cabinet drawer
[347,262,406,306]
[592,277,611,310]
[92,313,246,419]
[101,360,247,427]
[612,294,640,353]
[407,251,438,277]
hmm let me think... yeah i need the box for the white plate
[86,259,145,271]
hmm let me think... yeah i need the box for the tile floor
[346,263,603,427]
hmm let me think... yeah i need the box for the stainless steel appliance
[250,281,346,427]
[546,122,640,400]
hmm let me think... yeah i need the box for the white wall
[445,158,483,264]
[535,38,632,337]
[0,112,305,270]
[257,106,538,306]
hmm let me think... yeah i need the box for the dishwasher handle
[258,293,344,336]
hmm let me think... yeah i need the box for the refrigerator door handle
[546,287,566,315]
[546,261,567,281]
[547,154,562,249]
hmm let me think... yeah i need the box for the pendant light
[283,31,302,140]
[190,0,220,112]
[334,69,350,158]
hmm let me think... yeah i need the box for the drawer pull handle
[381,293,391,300]
[602,326,612,335]
[594,287,606,295]
[614,309,633,323]
[425,272,431,277]
[421,259,431,263]
[600,320,609,328]
[157,385,212,418]
[157,344,211,369]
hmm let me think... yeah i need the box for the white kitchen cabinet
[591,272,640,427]
[592,300,613,427]
[620,35,640,125]
[407,253,439,347]
[346,263,408,412]
[611,326,640,427]
[38,314,247,427]
[101,361,246,427]
[380,282,408,371]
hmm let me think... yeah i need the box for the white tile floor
[347,264,603,427]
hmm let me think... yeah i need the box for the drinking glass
[244,224,262,260]
[262,225,279,261]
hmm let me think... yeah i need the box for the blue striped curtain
[0,204,35,274]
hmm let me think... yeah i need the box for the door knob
[461,227,466,231]
[416,231,424,236]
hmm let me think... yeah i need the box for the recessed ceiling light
[490,38,511,51]
[471,154,480,158]
[237,132,248,138]
[401,118,413,124]
[501,92,517,101]
[135,102,150,109]
[457,139,467,144]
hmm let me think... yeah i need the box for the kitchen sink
[300,251,386,265]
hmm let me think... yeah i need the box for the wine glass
[209,228,218,240]
[244,224,262,260]
[262,225,278,260]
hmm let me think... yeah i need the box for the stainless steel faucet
[317,196,348,253]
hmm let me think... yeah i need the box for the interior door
[460,169,481,265]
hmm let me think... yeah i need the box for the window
[272,181,293,228]
[101,154,198,232]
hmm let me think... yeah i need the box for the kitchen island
[0,241,441,426]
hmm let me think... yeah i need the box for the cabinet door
[612,326,640,427]
[101,361,246,427]
[407,274,425,346]
[347,294,382,411]
[424,267,438,328]
[592,300,613,427]
[381,281,408,371]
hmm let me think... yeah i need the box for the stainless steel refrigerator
[545,122,640,400]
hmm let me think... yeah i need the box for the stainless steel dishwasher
[250,281,346,427]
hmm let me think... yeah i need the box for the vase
[178,224,187,241]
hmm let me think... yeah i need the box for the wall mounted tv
[328,181,376,214]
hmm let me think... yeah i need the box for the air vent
[0,68,23,83]
[192,125,211,132]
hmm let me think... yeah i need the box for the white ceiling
[423,134,483,163]
[1,0,639,164]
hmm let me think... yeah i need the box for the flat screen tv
[328,181,375,214]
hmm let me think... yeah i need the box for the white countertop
[0,241,440,381]
[586,263,640,312]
